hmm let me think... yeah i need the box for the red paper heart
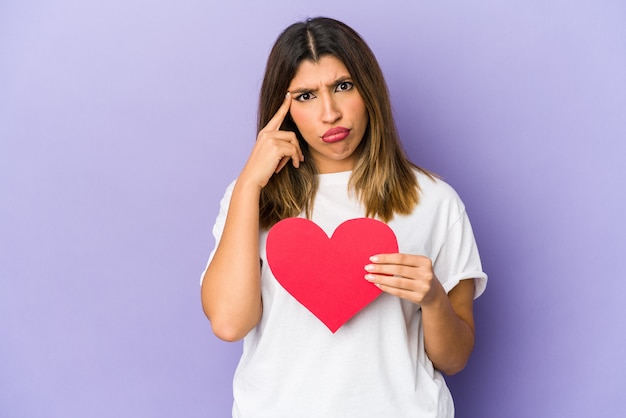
[266,217,398,333]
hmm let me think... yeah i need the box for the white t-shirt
[205,170,487,418]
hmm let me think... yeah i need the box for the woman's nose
[320,96,341,124]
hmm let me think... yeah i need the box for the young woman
[201,17,487,417]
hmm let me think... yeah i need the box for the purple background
[2,1,625,417]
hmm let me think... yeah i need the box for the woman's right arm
[201,93,302,342]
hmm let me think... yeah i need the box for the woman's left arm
[364,253,476,375]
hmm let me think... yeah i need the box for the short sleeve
[434,209,488,299]
[199,179,237,285]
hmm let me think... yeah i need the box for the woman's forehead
[288,56,351,91]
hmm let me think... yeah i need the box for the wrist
[234,176,264,194]
[420,280,448,311]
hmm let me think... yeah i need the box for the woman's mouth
[322,127,351,143]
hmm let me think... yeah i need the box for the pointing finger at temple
[263,92,292,132]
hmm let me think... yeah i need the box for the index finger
[369,253,431,267]
[264,92,292,132]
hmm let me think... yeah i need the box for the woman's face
[287,55,368,173]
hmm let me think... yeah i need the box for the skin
[201,55,476,375]
[201,92,301,342]
[287,56,368,174]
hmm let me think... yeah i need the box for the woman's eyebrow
[289,75,353,93]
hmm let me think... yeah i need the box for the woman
[201,17,487,417]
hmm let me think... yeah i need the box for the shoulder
[414,169,464,209]
[215,178,238,208]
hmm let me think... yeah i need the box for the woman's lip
[322,127,350,143]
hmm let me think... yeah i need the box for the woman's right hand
[239,93,304,189]
[202,93,302,341]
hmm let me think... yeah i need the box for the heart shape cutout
[266,217,398,333]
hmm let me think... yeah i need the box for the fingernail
[285,92,291,98]
[364,264,374,272]
[369,256,379,262]
[364,274,375,281]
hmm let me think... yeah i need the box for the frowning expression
[288,55,368,173]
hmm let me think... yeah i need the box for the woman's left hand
[364,253,446,307]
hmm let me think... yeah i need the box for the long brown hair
[258,17,430,229]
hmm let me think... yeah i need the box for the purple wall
[2,1,625,417]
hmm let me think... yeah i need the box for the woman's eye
[295,92,313,102]
[336,81,353,92]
